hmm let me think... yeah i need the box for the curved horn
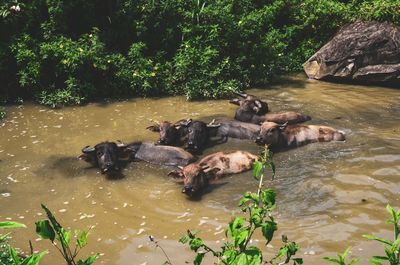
[255,100,262,108]
[201,165,210,170]
[82,145,95,154]
[234,91,247,98]
[180,118,192,127]
[206,119,221,128]
[116,140,127,147]
[278,122,288,130]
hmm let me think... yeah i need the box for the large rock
[304,21,400,85]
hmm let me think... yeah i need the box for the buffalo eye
[97,151,103,157]
[188,129,192,133]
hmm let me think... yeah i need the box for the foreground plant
[0,221,46,265]
[323,247,359,265]
[179,147,302,264]
[364,205,400,265]
[35,204,98,265]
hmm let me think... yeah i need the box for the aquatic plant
[0,204,98,265]
[323,204,400,265]
[0,221,46,265]
[35,204,98,265]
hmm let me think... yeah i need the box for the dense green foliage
[1,0,399,107]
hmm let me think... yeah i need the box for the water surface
[1,75,399,264]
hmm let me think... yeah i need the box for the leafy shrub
[1,0,400,106]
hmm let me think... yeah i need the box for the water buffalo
[208,119,261,140]
[180,119,221,152]
[168,151,258,197]
[146,120,187,146]
[230,94,311,124]
[127,141,196,167]
[231,92,269,115]
[255,122,346,150]
[78,141,130,174]
[79,141,195,173]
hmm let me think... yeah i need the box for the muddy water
[1,75,399,264]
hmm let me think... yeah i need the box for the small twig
[149,236,173,265]
[29,240,33,255]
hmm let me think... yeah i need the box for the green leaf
[40,204,62,233]
[77,253,99,265]
[371,255,389,260]
[0,221,26,229]
[363,235,392,246]
[222,249,237,264]
[9,246,22,265]
[235,230,249,248]
[77,230,89,248]
[261,221,277,245]
[35,220,55,242]
[369,258,384,265]
[261,189,276,207]
[293,258,304,264]
[190,238,203,251]
[60,228,71,246]
[20,251,47,265]
[322,257,340,263]
[194,253,205,265]
[179,234,189,244]
[252,161,263,180]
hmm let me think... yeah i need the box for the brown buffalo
[168,151,258,197]
[230,95,311,124]
[231,92,269,115]
[255,122,346,150]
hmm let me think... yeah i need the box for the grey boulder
[304,21,400,85]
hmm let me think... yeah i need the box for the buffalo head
[180,119,220,152]
[230,92,269,115]
[146,120,185,146]
[255,122,287,145]
[78,141,132,174]
[168,164,220,197]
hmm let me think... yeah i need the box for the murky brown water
[1,75,400,264]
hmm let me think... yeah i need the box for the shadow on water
[35,156,131,180]
[184,182,229,201]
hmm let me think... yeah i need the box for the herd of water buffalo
[78,92,345,197]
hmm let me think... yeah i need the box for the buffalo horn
[180,118,192,127]
[206,119,221,128]
[82,146,95,154]
[234,91,247,98]
[255,100,262,108]
[279,122,288,130]
[116,140,127,147]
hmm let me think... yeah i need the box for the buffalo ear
[146,125,160,132]
[229,98,241,106]
[118,145,136,160]
[168,170,184,183]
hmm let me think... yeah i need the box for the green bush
[1,0,399,106]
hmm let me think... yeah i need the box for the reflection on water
[1,74,399,264]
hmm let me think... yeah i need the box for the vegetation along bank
[1,0,399,109]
